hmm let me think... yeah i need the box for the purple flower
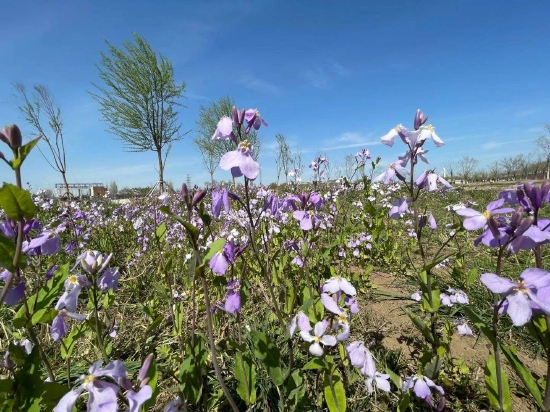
[210,251,229,275]
[289,311,312,336]
[223,280,241,314]
[97,268,120,292]
[0,270,25,306]
[389,197,411,219]
[481,268,550,326]
[212,186,230,218]
[55,274,91,312]
[23,229,62,256]
[54,360,127,412]
[323,276,356,296]
[76,250,113,275]
[219,140,260,180]
[414,109,429,130]
[212,116,236,141]
[403,375,444,407]
[300,321,337,356]
[373,160,407,185]
[456,318,473,335]
[50,310,87,342]
[244,109,268,134]
[456,198,514,231]
[293,210,316,230]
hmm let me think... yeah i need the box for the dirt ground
[365,271,547,412]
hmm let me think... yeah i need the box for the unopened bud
[510,207,524,228]
[418,214,427,228]
[228,191,240,201]
[192,189,207,206]
[1,125,22,149]
[138,353,154,382]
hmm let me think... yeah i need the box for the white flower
[300,321,337,356]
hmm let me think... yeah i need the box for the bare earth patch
[364,271,546,411]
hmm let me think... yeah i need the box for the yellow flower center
[308,210,315,217]
[314,336,320,342]
[515,281,528,294]
[241,140,250,151]
[83,374,95,385]
[483,210,491,219]
[68,275,78,284]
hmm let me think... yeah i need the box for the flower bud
[192,189,207,206]
[418,214,427,228]
[510,207,524,228]
[1,125,22,149]
[138,353,154,383]
[227,191,240,201]
[414,109,428,130]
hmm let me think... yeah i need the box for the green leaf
[463,306,496,346]
[249,331,284,385]
[179,335,207,405]
[155,222,166,243]
[234,353,257,405]
[12,137,41,169]
[202,238,225,265]
[0,234,25,273]
[14,264,69,329]
[0,183,35,220]
[422,253,454,272]
[323,368,346,412]
[61,324,86,360]
[144,315,164,336]
[501,345,544,409]
[402,307,433,343]
[484,354,512,412]
[423,355,442,380]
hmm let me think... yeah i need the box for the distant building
[91,186,107,197]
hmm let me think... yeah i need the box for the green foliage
[13,264,70,328]
[485,355,512,412]
[90,32,187,183]
[234,352,257,405]
[0,183,36,220]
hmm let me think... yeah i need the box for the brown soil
[364,270,547,412]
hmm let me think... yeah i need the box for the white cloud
[303,67,329,89]
[239,74,282,95]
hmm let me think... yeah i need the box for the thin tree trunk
[157,149,164,193]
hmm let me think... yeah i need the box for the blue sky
[1,0,549,191]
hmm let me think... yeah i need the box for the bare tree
[13,83,70,195]
[109,180,118,196]
[488,161,500,180]
[196,139,218,186]
[500,157,514,180]
[274,134,291,185]
[457,156,479,182]
[536,126,550,179]
[444,161,455,181]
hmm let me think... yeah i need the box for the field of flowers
[1,109,550,411]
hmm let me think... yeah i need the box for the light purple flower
[212,116,236,141]
[289,311,312,336]
[389,197,411,219]
[244,109,268,134]
[456,198,514,231]
[210,251,229,275]
[54,360,127,412]
[212,186,230,218]
[300,321,337,356]
[55,274,92,312]
[373,160,407,185]
[224,280,241,314]
[293,210,315,230]
[481,268,550,326]
[403,374,444,405]
[219,140,260,180]
[456,318,473,335]
[323,276,356,296]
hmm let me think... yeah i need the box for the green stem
[90,283,108,362]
